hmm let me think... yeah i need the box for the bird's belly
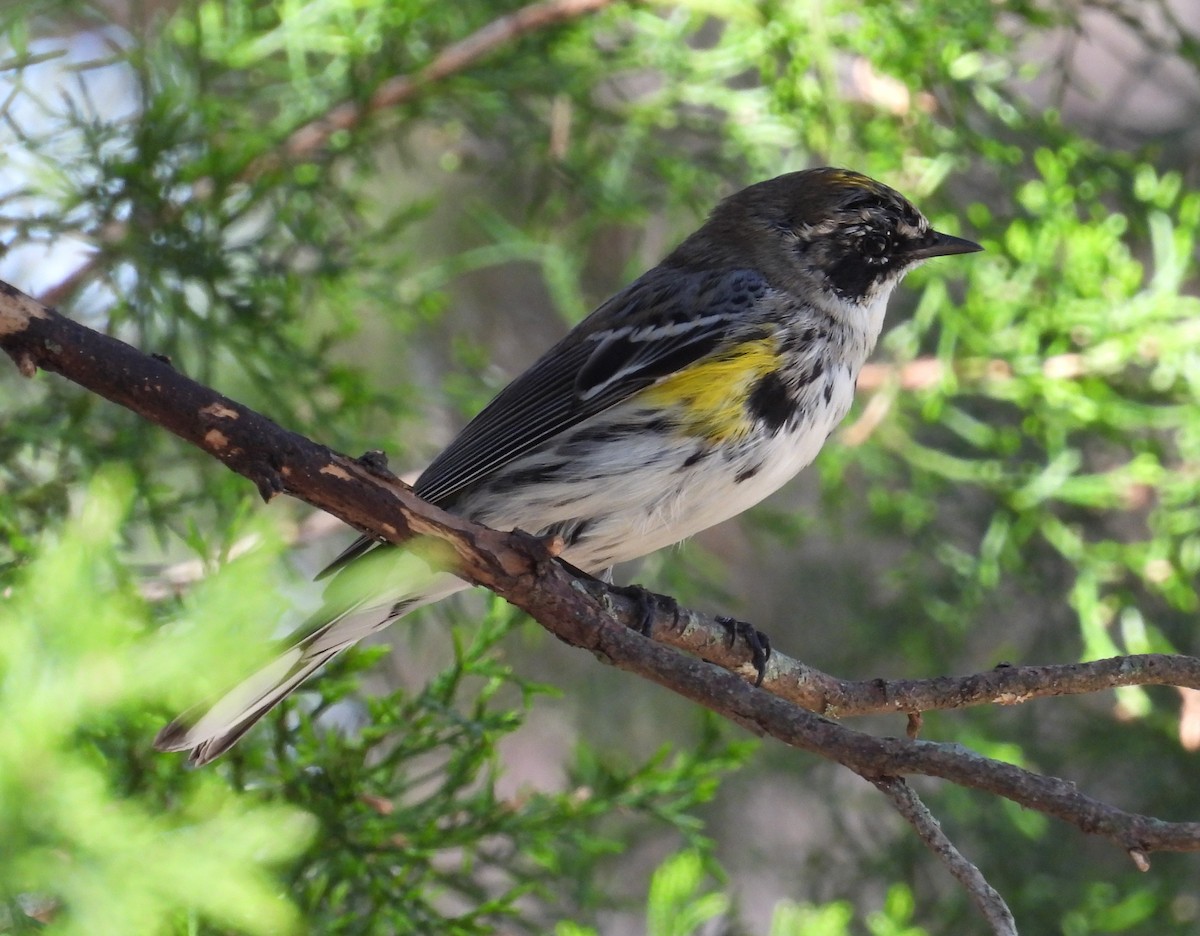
[562,417,833,569]
[466,373,854,572]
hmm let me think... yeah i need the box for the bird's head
[670,167,981,311]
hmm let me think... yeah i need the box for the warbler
[156,167,981,765]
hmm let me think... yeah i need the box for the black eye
[861,232,890,259]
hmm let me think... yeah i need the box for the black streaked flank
[782,324,829,356]
[557,422,642,455]
[734,463,763,484]
[682,447,710,469]
[746,371,794,433]
[570,424,637,443]
[485,461,565,493]
[543,517,592,547]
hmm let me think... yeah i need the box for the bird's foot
[612,583,680,638]
[356,449,401,483]
[715,616,771,686]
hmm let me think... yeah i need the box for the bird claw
[613,583,679,638]
[715,616,771,686]
[356,449,402,483]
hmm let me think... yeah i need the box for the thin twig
[651,600,1200,719]
[873,777,1017,936]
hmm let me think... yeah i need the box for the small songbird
[156,167,981,764]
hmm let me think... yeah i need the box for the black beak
[904,230,983,261]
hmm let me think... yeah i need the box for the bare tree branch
[742,650,1200,719]
[4,280,1200,933]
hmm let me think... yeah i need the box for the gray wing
[316,266,770,578]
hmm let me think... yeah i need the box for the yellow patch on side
[636,337,781,443]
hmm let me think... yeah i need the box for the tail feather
[154,644,340,766]
[156,573,468,765]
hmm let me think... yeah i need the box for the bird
[155,167,982,765]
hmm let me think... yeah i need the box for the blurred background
[1,0,1199,933]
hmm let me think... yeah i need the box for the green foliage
[556,849,728,936]
[0,482,752,934]
[558,858,934,936]
[254,602,753,934]
[1,0,1199,932]
[642,850,729,936]
[0,470,313,934]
